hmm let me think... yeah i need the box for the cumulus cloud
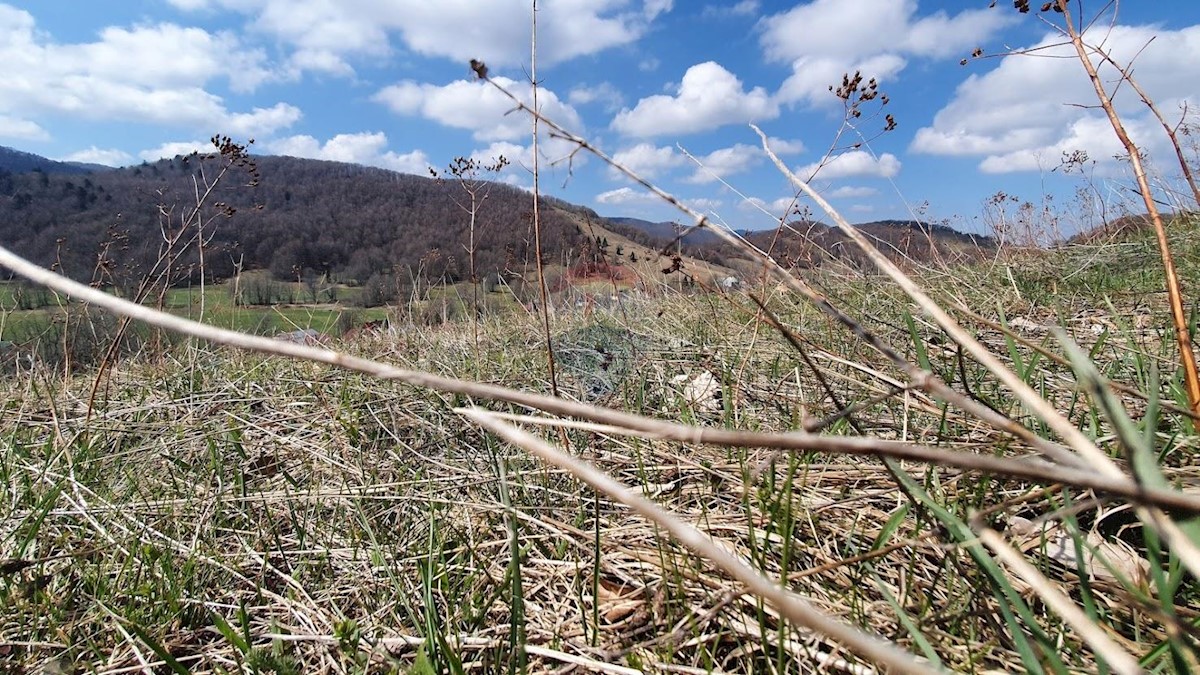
[612,62,778,137]
[685,143,761,183]
[911,24,1200,175]
[685,197,724,212]
[829,186,878,198]
[61,146,134,167]
[776,54,907,108]
[761,0,1007,63]
[374,76,583,142]
[167,0,671,72]
[267,132,431,174]
[611,143,686,179]
[596,187,659,205]
[0,6,297,140]
[796,151,901,180]
[0,114,48,141]
[765,137,805,156]
[760,0,1013,106]
[739,196,805,218]
[468,133,584,176]
[139,140,213,161]
[568,82,624,111]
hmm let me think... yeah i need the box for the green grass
[2,226,1200,673]
[0,276,389,343]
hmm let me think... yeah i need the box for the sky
[1,0,1198,234]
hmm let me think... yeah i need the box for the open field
[0,277,391,345]
[2,217,1199,673]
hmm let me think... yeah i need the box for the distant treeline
[604,215,997,271]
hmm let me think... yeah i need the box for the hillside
[606,215,997,273]
[0,147,600,288]
[0,145,105,174]
[0,144,997,295]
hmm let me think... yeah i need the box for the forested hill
[0,145,102,174]
[0,151,596,285]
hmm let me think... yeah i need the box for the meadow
[1,215,1198,673]
[4,2,1200,670]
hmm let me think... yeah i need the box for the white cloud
[761,0,1013,106]
[765,137,805,156]
[911,24,1200,175]
[612,61,778,137]
[976,117,1135,174]
[225,104,304,138]
[703,1,759,18]
[374,76,583,142]
[267,132,431,174]
[761,0,1008,63]
[164,0,212,9]
[0,114,48,141]
[739,195,805,217]
[568,82,624,111]
[469,133,586,176]
[170,0,671,73]
[685,197,724,212]
[685,143,760,183]
[469,141,527,169]
[61,146,134,167]
[596,187,659,205]
[611,143,685,179]
[796,151,901,180]
[140,140,212,161]
[776,54,907,107]
[829,186,878,198]
[0,6,297,139]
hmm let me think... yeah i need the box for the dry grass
[2,248,1198,673]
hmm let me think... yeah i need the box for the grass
[0,276,390,344]
[1,219,1199,673]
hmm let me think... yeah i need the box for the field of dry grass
[2,216,1199,673]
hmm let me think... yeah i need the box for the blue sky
[2,1,1198,235]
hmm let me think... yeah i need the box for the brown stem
[1059,1,1200,427]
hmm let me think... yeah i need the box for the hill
[606,214,997,272]
[0,146,601,290]
[603,216,726,247]
[0,145,106,174]
[0,144,993,293]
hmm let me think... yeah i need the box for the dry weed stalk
[525,0,562,402]
[991,0,1200,426]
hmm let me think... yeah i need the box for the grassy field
[0,276,390,344]
[2,220,1199,673]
